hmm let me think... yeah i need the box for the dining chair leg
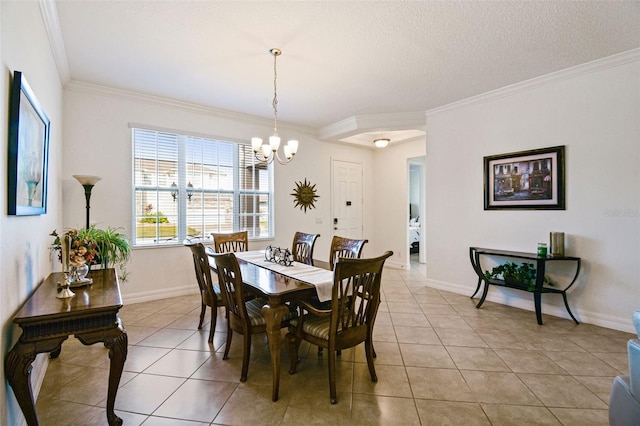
[285,332,301,374]
[365,339,378,383]
[198,302,206,329]
[208,307,216,344]
[328,349,338,404]
[223,326,233,360]
[240,331,251,382]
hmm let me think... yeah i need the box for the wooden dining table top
[209,251,331,301]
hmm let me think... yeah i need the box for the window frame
[131,127,274,247]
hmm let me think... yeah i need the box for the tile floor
[35,257,634,425]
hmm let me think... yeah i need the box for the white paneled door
[331,160,363,239]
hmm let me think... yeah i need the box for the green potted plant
[484,262,537,291]
[77,226,131,280]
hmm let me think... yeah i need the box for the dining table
[209,250,332,401]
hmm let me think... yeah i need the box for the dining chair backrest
[186,242,218,306]
[211,252,250,326]
[184,241,221,343]
[291,232,320,265]
[211,231,248,253]
[329,235,368,266]
[331,251,393,341]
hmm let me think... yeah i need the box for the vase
[69,264,89,282]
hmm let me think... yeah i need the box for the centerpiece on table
[50,229,98,283]
[50,226,131,283]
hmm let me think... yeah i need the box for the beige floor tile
[434,328,489,347]
[426,315,472,330]
[390,312,431,327]
[415,400,491,425]
[400,343,456,368]
[407,367,476,402]
[518,373,608,409]
[153,378,237,422]
[355,341,404,365]
[351,394,421,425]
[144,348,211,377]
[574,375,617,403]
[353,363,413,398]
[548,407,610,426]
[34,276,630,425]
[136,328,196,348]
[544,351,620,376]
[213,385,289,425]
[281,388,352,424]
[35,397,107,426]
[447,347,510,371]
[481,403,561,425]
[114,373,185,414]
[460,370,541,405]
[124,345,171,373]
[394,325,441,345]
[494,348,568,374]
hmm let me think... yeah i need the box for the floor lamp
[73,175,101,229]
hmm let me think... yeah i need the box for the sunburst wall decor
[291,178,319,212]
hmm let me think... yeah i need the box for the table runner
[234,250,334,302]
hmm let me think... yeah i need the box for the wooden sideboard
[4,269,127,426]
[469,247,581,325]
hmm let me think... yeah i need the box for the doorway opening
[408,157,425,268]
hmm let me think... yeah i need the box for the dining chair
[184,241,223,344]
[329,235,368,266]
[286,251,393,404]
[291,232,320,265]
[211,251,297,382]
[211,231,248,253]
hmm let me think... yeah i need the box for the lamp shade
[73,175,102,186]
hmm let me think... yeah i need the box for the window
[132,128,273,246]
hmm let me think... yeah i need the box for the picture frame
[8,71,50,215]
[484,145,565,210]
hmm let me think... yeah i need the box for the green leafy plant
[484,262,537,291]
[139,211,169,224]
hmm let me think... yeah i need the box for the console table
[469,247,581,325]
[4,269,127,426]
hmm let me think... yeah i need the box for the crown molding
[40,0,71,84]
[64,80,316,135]
[318,111,426,141]
[427,48,640,117]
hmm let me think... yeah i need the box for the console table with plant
[469,247,581,325]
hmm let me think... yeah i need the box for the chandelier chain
[272,51,278,135]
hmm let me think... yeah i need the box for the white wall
[425,52,640,332]
[62,86,375,302]
[371,138,427,269]
[1,2,64,424]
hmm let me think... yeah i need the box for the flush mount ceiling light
[373,138,390,148]
[251,48,298,165]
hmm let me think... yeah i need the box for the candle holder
[264,246,294,266]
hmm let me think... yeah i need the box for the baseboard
[122,285,198,305]
[426,278,635,334]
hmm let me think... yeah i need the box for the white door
[332,160,363,238]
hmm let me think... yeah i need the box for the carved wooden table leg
[5,337,67,426]
[261,303,289,401]
[76,320,127,426]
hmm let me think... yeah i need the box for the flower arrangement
[50,229,99,267]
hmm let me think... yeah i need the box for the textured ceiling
[52,0,640,139]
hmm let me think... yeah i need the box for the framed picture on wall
[484,145,565,210]
[8,71,50,216]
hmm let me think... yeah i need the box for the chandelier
[251,48,298,165]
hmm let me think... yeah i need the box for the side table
[4,269,127,426]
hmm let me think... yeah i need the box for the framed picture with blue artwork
[8,71,50,215]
